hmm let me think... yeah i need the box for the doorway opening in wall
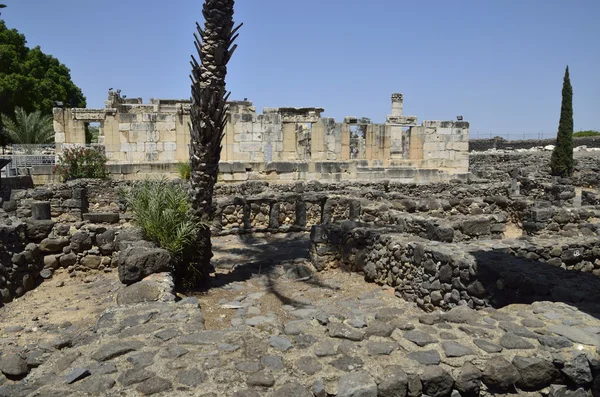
[85,122,102,145]
[350,123,367,159]
[296,122,312,160]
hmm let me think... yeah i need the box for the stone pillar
[391,93,403,117]
[73,187,89,213]
[349,200,361,221]
[409,127,424,161]
[243,201,251,230]
[382,125,392,166]
[340,124,351,161]
[269,201,280,229]
[31,201,51,220]
[310,121,326,160]
[222,116,234,161]
[282,123,297,161]
[295,201,307,227]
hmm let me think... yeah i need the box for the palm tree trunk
[188,0,241,284]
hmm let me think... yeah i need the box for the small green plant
[125,178,204,256]
[573,130,600,137]
[53,146,109,181]
[176,161,191,180]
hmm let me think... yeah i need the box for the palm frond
[1,107,54,144]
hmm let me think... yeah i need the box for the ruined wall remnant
[53,91,470,182]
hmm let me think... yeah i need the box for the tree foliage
[1,106,54,144]
[0,20,86,119]
[550,66,574,177]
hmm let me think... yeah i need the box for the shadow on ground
[471,249,600,320]
[197,232,336,307]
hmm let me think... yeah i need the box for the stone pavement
[0,247,599,396]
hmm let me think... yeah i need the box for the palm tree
[1,107,54,145]
[187,0,241,284]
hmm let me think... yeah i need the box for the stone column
[31,201,51,220]
[310,121,326,160]
[340,124,351,161]
[391,93,403,116]
[282,123,297,161]
[269,201,280,229]
[295,201,307,227]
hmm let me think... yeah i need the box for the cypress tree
[550,66,574,176]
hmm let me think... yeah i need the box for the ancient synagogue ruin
[52,91,469,182]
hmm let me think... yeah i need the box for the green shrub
[573,130,600,137]
[125,178,204,256]
[176,161,191,180]
[53,146,109,181]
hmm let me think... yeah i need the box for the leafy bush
[573,130,600,137]
[53,146,109,181]
[176,161,191,180]
[124,178,204,256]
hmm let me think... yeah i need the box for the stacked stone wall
[310,224,600,313]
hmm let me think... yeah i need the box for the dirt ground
[0,269,120,346]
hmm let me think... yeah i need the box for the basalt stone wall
[213,180,512,201]
[523,206,600,237]
[479,236,600,277]
[213,192,509,240]
[3,179,126,224]
[213,194,361,235]
[0,217,158,306]
[0,222,45,305]
[310,223,600,313]
[583,190,600,206]
[310,224,496,312]
[360,209,507,242]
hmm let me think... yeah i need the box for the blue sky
[2,0,599,139]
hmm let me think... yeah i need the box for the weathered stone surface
[295,356,322,375]
[366,341,396,355]
[70,231,92,253]
[441,341,474,357]
[83,213,120,224]
[404,330,437,346]
[512,356,557,390]
[247,372,275,387]
[420,366,454,397]
[378,366,408,397]
[499,332,535,349]
[269,335,293,351]
[65,368,91,384]
[273,382,313,397]
[482,356,520,392]
[116,281,163,305]
[118,247,172,285]
[474,338,503,353]
[407,350,441,366]
[560,352,593,385]
[39,237,69,253]
[136,377,172,395]
[549,324,600,346]
[328,323,365,341]
[0,352,28,377]
[91,341,144,362]
[455,363,481,397]
[338,370,378,397]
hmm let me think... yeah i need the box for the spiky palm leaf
[188,0,241,283]
[1,107,54,144]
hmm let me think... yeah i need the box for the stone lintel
[387,115,418,126]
